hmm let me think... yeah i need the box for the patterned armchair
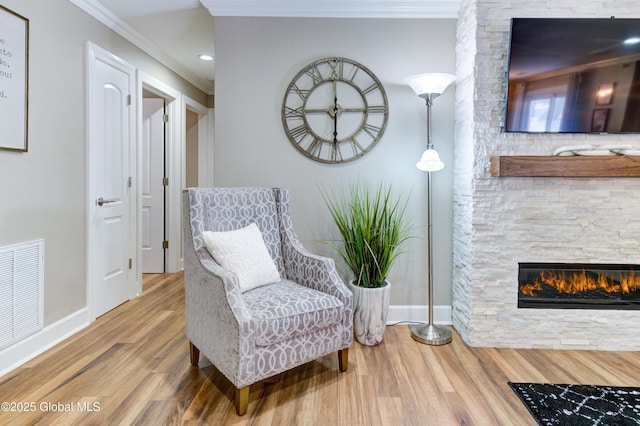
[182,187,353,415]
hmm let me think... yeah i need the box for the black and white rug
[508,382,640,425]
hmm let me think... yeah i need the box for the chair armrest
[183,232,256,387]
[275,187,354,347]
[280,228,353,347]
[280,224,353,310]
[282,231,350,300]
[274,187,353,311]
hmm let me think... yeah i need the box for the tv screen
[506,18,640,133]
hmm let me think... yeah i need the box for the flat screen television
[505,18,640,133]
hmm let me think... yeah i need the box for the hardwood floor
[1,272,639,425]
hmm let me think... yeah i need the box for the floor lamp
[404,73,456,345]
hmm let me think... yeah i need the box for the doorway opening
[137,74,212,282]
[141,91,166,273]
[185,108,199,188]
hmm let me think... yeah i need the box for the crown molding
[201,0,461,19]
[70,0,213,94]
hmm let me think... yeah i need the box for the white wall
[214,17,457,306]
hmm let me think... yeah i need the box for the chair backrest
[184,187,286,276]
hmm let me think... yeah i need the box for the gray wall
[0,0,207,326]
[214,17,457,306]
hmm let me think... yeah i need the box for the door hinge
[127,94,132,106]
[128,258,133,269]
[162,114,169,123]
[162,177,169,186]
[128,176,132,188]
[162,240,169,249]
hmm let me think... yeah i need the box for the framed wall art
[0,5,28,152]
[591,108,609,133]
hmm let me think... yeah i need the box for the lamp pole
[404,72,455,345]
[410,93,452,346]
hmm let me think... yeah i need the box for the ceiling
[200,0,461,18]
[91,0,461,95]
[94,0,216,94]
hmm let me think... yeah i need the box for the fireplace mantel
[491,155,640,177]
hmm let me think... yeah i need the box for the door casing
[135,70,182,286]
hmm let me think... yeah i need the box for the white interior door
[141,98,165,273]
[88,43,135,318]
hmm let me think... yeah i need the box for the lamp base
[410,323,452,345]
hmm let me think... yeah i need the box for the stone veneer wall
[452,0,640,350]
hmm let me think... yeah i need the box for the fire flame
[520,269,640,297]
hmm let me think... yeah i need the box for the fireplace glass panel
[518,263,640,309]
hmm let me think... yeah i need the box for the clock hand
[333,99,338,143]
[333,80,338,143]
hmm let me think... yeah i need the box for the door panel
[104,217,124,277]
[88,44,135,318]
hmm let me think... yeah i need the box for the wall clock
[282,57,389,164]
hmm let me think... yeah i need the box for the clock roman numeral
[348,137,365,154]
[330,143,343,162]
[284,106,304,119]
[290,124,310,141]
[305,65,322,83]
[306,137,322,157]
[363,123,382,138]
[291,84,309,100]
[368,105,387,114]
[348,66,360,82]
[329,59,343,79]
[363,83,379,95]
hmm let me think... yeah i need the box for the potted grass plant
[322,182,412,345]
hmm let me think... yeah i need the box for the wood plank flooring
[1,272,639,425]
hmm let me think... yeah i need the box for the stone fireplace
[451,0,640,350]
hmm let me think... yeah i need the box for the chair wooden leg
[235,386,249,416]
[338,348,349,372]
[189,342,200,366]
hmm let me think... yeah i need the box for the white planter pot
[348,280,391,346]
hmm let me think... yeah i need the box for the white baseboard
[387,305,452,325]
[0,308,90,378]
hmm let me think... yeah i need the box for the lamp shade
[404,73,456,97]
[416,148,444,171]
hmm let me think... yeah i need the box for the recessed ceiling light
[198,54,214,61]
[623,37,640,45]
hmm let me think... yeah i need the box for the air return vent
[0,240,44,351]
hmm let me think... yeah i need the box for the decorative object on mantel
[404,72,455,346]
[323,182,412,346]
[552,144,639,156]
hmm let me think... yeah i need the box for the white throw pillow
[202,223,281,292]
